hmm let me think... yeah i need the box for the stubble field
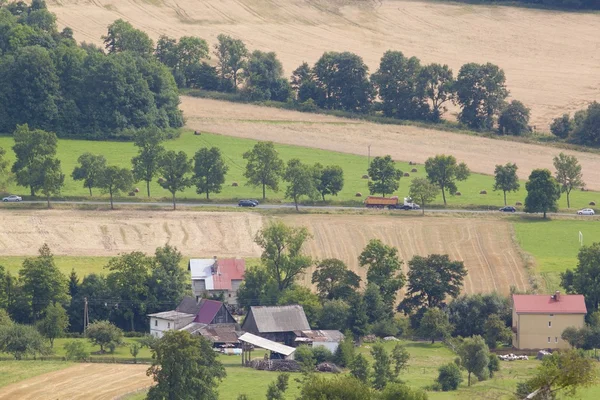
[0,209,528,295]
[47,0,600,128]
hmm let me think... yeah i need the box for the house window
[154,320,157,327]
[228,293,232,298]
[548,321,552,328]
[168,322,170,329]
[549,314,554,317]
[555,337,558,343]
[547,337,551,343]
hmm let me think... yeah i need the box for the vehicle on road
[238,199,257,207]
[499,206,516,212]
[577,208,595,215]
[248,199,260,206]
[2,195,22,202]
[364,196,419,210]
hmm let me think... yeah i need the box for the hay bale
[128,191,135,197]
[479,190,487,195]
[515,201,523,206]
[455,192,462,196]
[158,177,165,184]
[411,168,418,173]
[361,174,369,179]
[134,187,140,193]
[409,161,415,165]
[403,172,410,177]
[590,201,596,206]
[232,182,238,187]
[194,131,201,136]
[355,192,362,197]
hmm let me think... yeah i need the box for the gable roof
[513,294,587,314]
[242,305,310,333]
[298,330,344,343]
[194,299,225,324]
[188,258,245,290]
[147,311,196,329]
[179,323,241,343]
[176,296,202,315]
[239,332,296,356]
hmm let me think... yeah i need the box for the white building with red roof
[188,257,246,305]
[512,291,587,350]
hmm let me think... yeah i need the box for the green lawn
[514,219,600,291]
[0,360,72,388]
[1,131,598,209]
[0,256,112,277]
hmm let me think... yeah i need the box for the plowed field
[47,0,600,127]
[0,363,151,400]
[0,210,528,294]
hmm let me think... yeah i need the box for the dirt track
[47,0,600,127]
[0,363,151,400]
[0,210,528,294]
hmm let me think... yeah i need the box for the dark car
[499,206,516,212]
[238,200,257,207]
[248,199,260,206]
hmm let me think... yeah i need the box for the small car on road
[577,208,595,215]
[499,206,516,212]
[238,199,257,207]
[2,195,22,202]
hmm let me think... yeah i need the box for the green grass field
[514,219,600,292]
[0,360,72,388]
[0,131,598,209]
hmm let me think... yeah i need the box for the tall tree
[148,245,188,313]
[455,63,508,130]
[311,258,360,301]
[254,221,312,291]
[36,303,69,348]
[284,158,318,211]
[71,153,107,196]
[0,146,10,192]
[132,127,165,197]
[193,147,229,200]
[483,314,512,349]
[409,177,439,215]
[358,239,405,313]
[553,152,584,209]
[498,100,530,135]
[102,19,154,55]
[399,254,467,314]
[425,154,470,206]
[19,244,69,322]
[314,164,344,201]
[550,114,573,139]
[493,163,520,206]
[11,124,58,196]
[98,165,133,210]
[158,150,192,210]
[213,34,248,91]
[524,169,561,219]
[243,141,285,200]
[371,343,395,390]
[243,50,291,101]
[38,157,65,208]
[571,102,600,146]
[391,343,410,378]
[418,307,453,344]
[458,335,490,386]
[419,63,455,121]
[561,243,600,312]
[367,155,402,197]
[147,330,226,400]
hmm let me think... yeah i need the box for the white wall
[149,317,175,338]
[313,341,339,353]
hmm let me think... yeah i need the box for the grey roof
[239,332,296,356]
[247,305,310,333]
[176,296,202,315]
[147,311,196,329]
[298,330,344,342]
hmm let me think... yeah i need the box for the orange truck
[364,196,420,210]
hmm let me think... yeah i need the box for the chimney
[555,291,560,301]
[211,256,218,274]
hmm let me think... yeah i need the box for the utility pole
[367,144,371,171]
[83,297,89,331]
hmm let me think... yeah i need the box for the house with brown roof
[512,292,587,350]
[189,257,245,305]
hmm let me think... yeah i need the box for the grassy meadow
[0,131,598,209]
[0,360,73,388]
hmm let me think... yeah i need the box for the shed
[238,332,296,364]
[241,305,310,346]
[296,330,344,352]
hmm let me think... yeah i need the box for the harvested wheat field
[0,210,527,294]
[283,214,528,295]
[48,0,600,127]
[184,97,600,190]
[0,363,151,400]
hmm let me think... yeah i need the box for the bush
[312,346,333,364]
[63,340,89,361]
[437,362,463,391]
[371,318,401,338]
[488,354,500,377]
[550,114,572,139]
[295,345,316,368]
[333,334,355,368]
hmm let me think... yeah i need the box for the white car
[2,195,22,202]
[577,208,595,215]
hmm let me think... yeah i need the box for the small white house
[148,311,195,338]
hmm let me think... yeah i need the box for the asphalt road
[0,199,589,218]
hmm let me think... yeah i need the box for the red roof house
[188,258,246,305]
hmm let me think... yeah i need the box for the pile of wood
[499,353,529,361]
[249,359,301,372]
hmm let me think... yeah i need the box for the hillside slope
[48,0,600,127]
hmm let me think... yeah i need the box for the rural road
[2,200,586,218]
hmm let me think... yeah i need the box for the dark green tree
[571,102,600,146]
[131,127,165,197]
[561,243,600,312]
[312,258,360,301]
[437,362,462,391]
[102,19,153,55]
[214,34,248,91]
[458,335,490,386]
[147,330,226,400]
[72,153,107,196]
[319,299,351,331]
[350,353,370,384]
[67,274,111,333]
[38,157,65,208]
[314,164,344,201]
[391,343,410,377]
[483,313,512,349]
[0,146,10,192]
[85,320,123,353]
[493,163,520,206]
[243,50,291,101]
[455,63,508,130]
[524,169,561,218]
[158,150,192,210]
[36,303,68,348]
[243,141,285,200]
[363,283,388,324]
[409,177,439,215]
[418,307,453,344]
[425,154,470,205]
[367,155,402,197]
[371,342,394,390]
[284,158,318,211]
[419,63,455,121]
[193,147,229,200]
[348,295,369,341]
[236,267,280,309]
[448,293,511,338]
[399,254,467,314]
[147,245,188,313]
[498,100,530,135]
[553,152,584,209]
[550,114,573,139]
[98,165,133,210]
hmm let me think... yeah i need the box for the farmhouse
[148,310,196,338]
[512,292,587,350]
[188,257,245,305]
[241,305,311,346]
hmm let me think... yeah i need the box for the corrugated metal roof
[194,299,223,324]
[247,305,310,333]
[513,294,587,314]
[239,332,296,356]
[299,330,344,342]
[188,258,245,290]
[179,323,241,343]
[147,311,195,320]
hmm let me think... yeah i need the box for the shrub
[437,362,463,391]
[312,346,333,364]
[333,334,355,368]
[63,340,89,361]
[371,318,401,338]
[488,354,500,378]
[295,345,316,369]
[550,114,572,139]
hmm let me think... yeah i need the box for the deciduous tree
[350,353,370,384]
[193,147,229,199]
[371,342,395,390]
[38,157,65,208]
[37,303,69,348]
[314,164,344,201]
[550,114,573,139]
[147,245,188,313]
[0,323,47,360]
[436,362,462,391]
[131,127,165,197]
[158,150,192,210]
[391,343,410,377]
[457,335,490,386]
[284,158,318,211]
[409,177,439,214]
[0,146,11,192]
[483,313,512,349]
[419,63,455,121]
[418,307,453,344]
[571,102,600,146]
[98,165,133,210]
[214,34,248,91]
[524,169,561,218]
[243,50,291,101]
[103,19,153,55]
[367,155,402,197]
[72,153,107,196]
[425,154,470,206]
[86,320,123,353]
[243,141,285,200]
[311,258,360,301]
[553,152,584,209]
[278,286,322,328]
[561,243,600,312]
[493,163,520,206]
[498,100,530,135]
